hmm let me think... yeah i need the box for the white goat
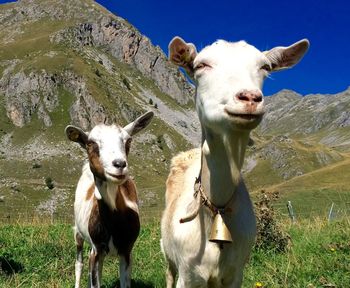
[65,111,154,288]
[161,37,309,287]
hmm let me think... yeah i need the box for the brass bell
[209,210,233,244]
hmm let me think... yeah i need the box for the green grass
[0,218,349,287]
[245,218,350,287]
[0,18,74,61]
[261,157,350,218]
[245,138,350,219]
[0,221,164,287]
[275,188,350,219]
[46,87,75,140]
[276,156,350,192]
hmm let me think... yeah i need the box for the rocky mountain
[0,0,349,220]
[0,0,200,219]
[243,87,350,192]
[260,88,350,149]
[244,88,350,216]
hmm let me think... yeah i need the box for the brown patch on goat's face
[86,140,106,181]
[85,183,95,201]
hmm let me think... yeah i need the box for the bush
[156,135,163,150]
[122,77,131,90]
[45,177,55,190]
[94,68,101,77]
[32,162,42,169]
[254,190,290,252]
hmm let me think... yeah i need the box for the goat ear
[265,39,310,71]
[65,125,88,148]
[169,36,197,78]
[124,111,154,136]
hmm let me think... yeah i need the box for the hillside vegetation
[243,89,350,216]
[0,0,350,221]
[0,0,198,220]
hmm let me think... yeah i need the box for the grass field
[0,218,349,287]
[266,157,350,219]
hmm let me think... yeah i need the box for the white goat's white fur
[161,37,309,287]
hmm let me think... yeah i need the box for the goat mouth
[224,107,264,120]
[107,172,126,180]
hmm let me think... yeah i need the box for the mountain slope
[0,0,349,220]
[0,0,200,219]
[267,155,350,217]
[259,88,350,150]
[243,88,350,215]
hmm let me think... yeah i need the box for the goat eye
[194,62,210,71]
[86,141,99,154]
[260,64,272,72]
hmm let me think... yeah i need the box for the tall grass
[0,218,349,287]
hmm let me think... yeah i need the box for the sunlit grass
[0,218,349,287]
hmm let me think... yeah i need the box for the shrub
[156,135,163,150]
[45,177,55,190]
[254,190,290,252]
[32,162,42,169]
[95,68,101,77]
[122,77,131,90]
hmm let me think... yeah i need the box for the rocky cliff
[1,0,193,105]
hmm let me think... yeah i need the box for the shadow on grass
[105,279,154,288]
[0,254,24,275]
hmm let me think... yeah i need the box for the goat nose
[112,159,127,169]
[236,90,263,104]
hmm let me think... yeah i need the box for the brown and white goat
[65,111,154,288]
[161,37,309,287]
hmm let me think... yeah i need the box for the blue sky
[95,0,350,96]
[0,0,349,96]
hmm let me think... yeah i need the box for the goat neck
[201,128,250,207]
[94,176,121,211]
